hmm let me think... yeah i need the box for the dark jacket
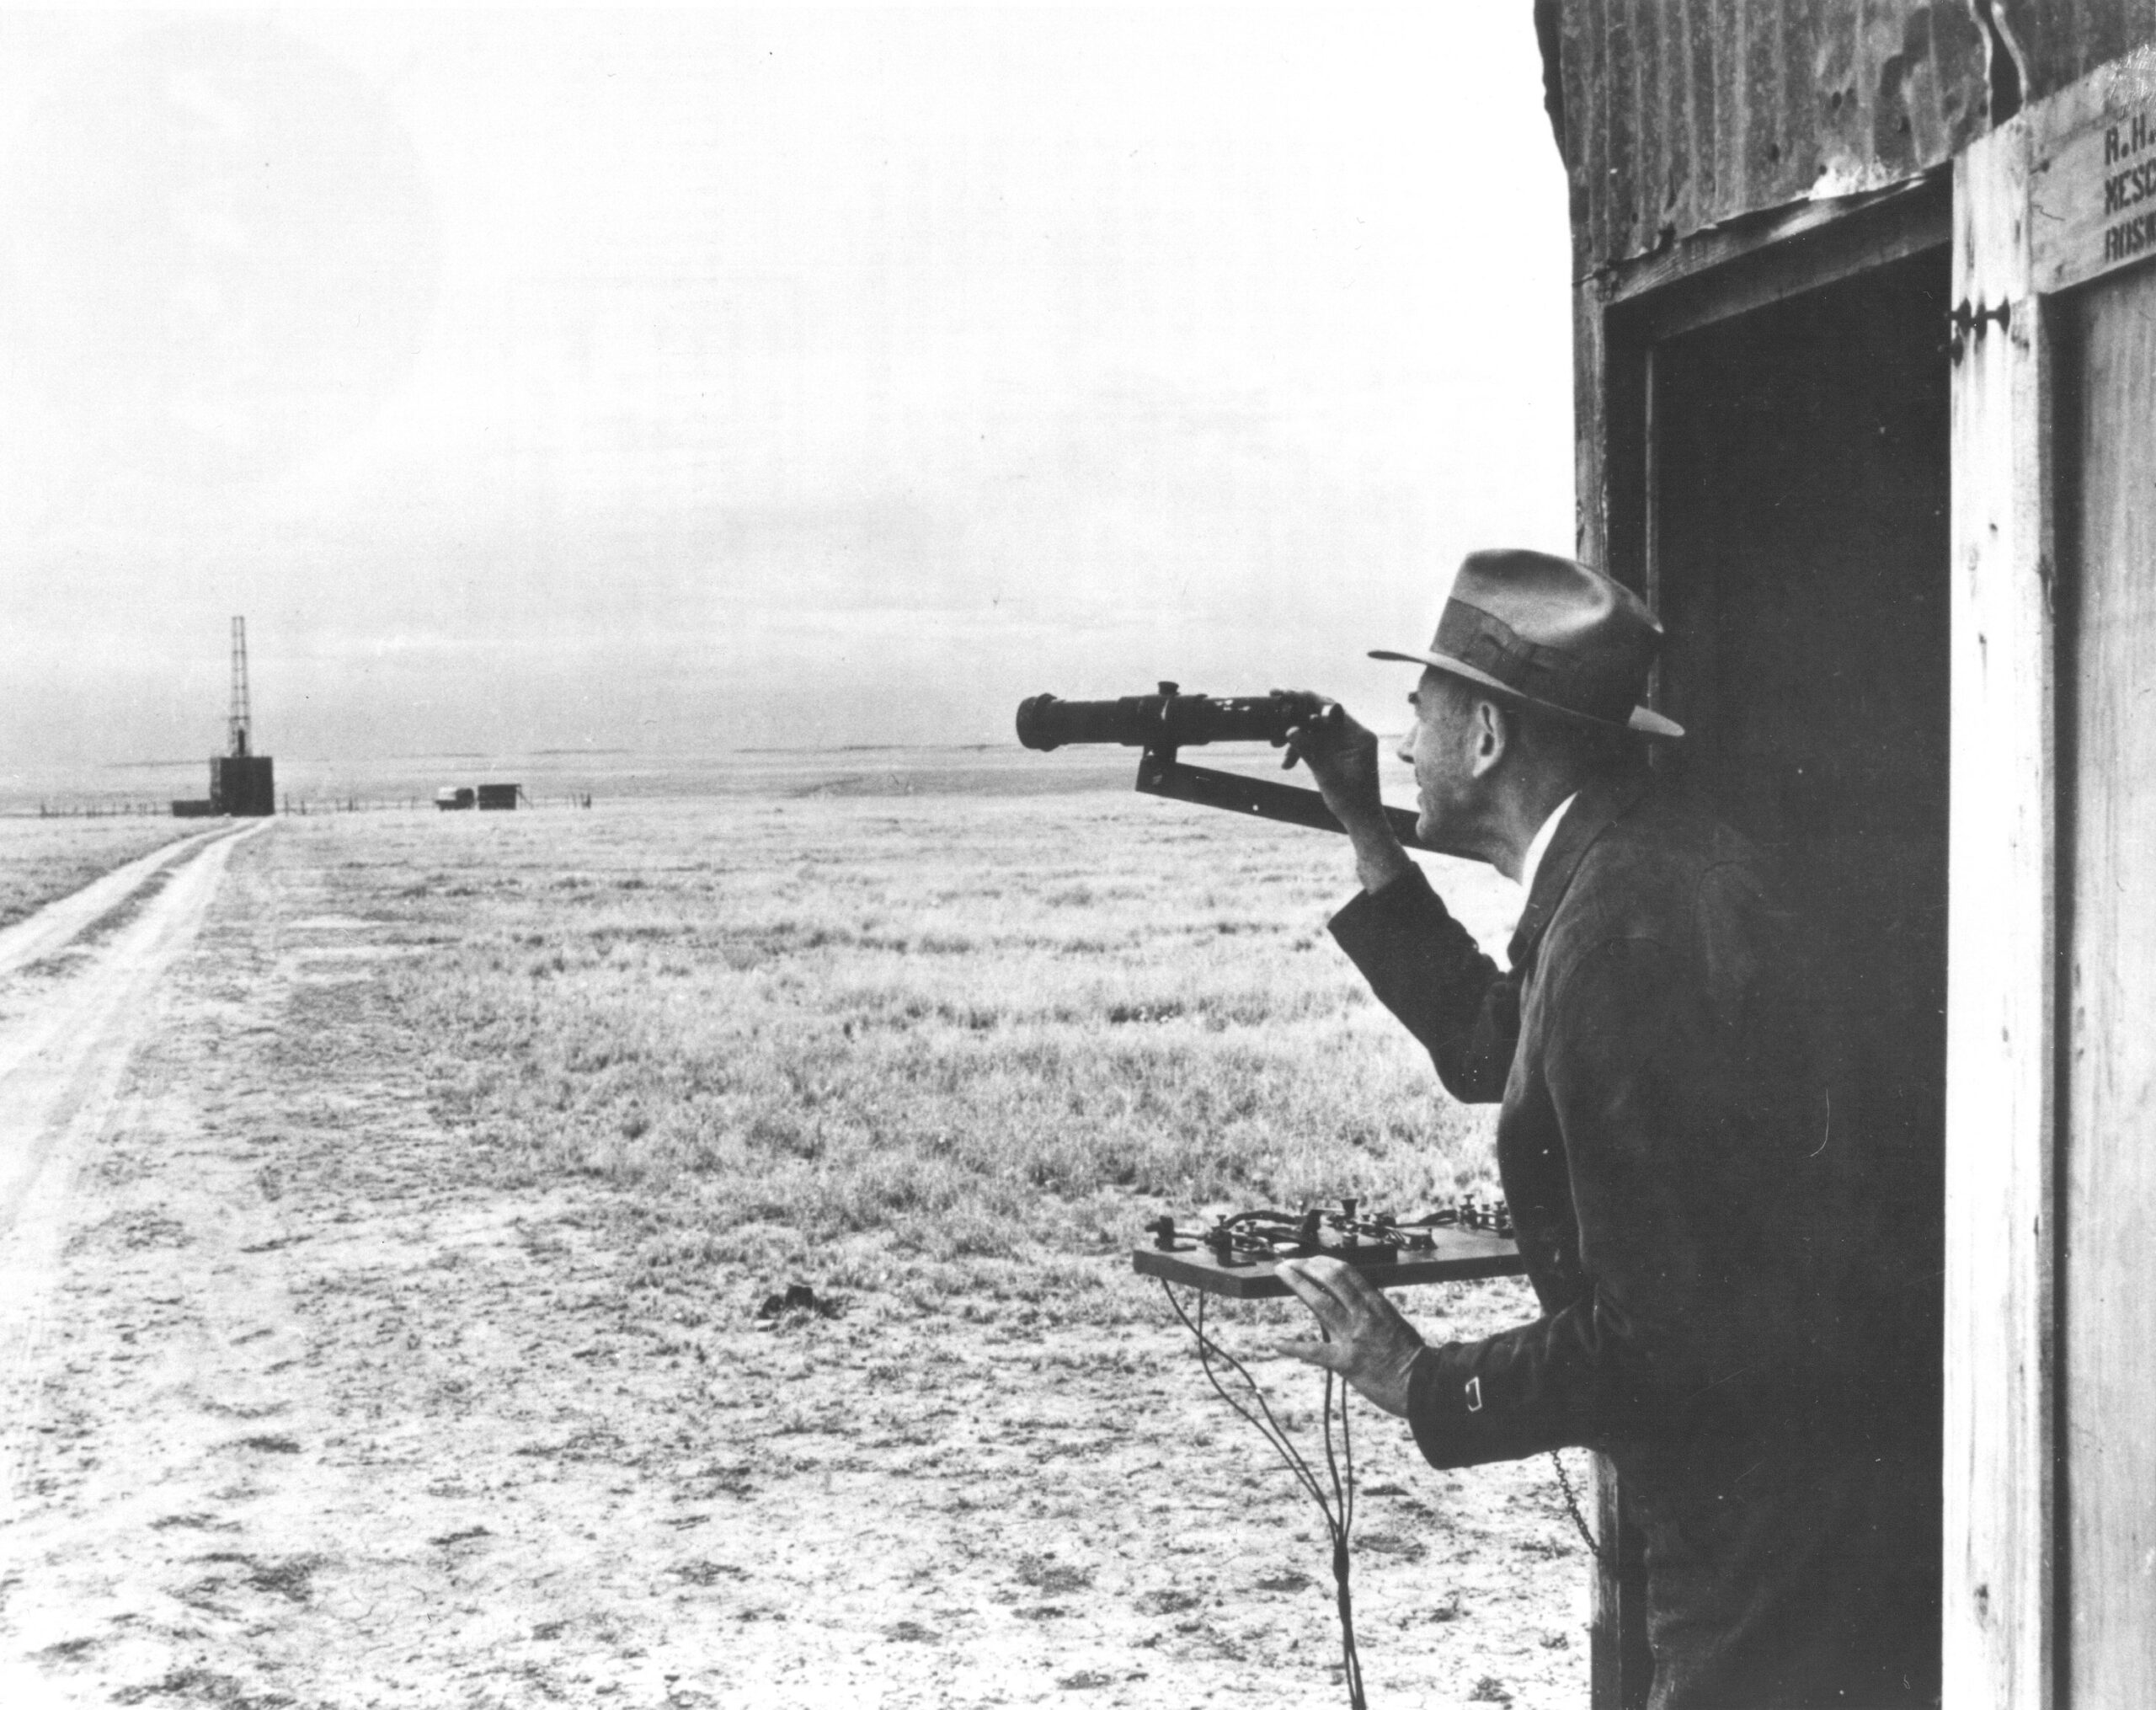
[1330,768,1938,1709]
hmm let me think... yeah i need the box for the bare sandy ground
[0,823,1589,1709]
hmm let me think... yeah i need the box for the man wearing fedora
[1273,550,1938,1709]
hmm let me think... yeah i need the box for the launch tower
[210,617,275,815]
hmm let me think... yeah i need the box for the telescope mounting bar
[1131,682,1435,852]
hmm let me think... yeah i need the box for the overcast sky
[0,7,1574,762]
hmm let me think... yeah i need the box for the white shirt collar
[1518,792,1578,897]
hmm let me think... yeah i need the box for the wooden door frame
[1949,43,2156,1709]
[1577,180,1953,602]
[1945,110,2056,1710]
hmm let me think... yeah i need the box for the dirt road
[0,821,1586,1710]
[0,824,260,1443]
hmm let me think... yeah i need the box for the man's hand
[1273,1256,1427,1419]
[1273,691,1413,894]
[1274,691,1384,826]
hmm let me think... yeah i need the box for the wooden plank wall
[2062,257,2156,1710]
[1945,115,2058,1708]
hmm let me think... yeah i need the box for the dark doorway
[1641,249,1951,1697]
[1650,249,1951,1259]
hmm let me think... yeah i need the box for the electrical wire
[1153,1216,1599,1700]
[1162,1280,1367,1710]
[1319,1365,1364,1707]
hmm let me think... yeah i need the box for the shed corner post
[1945,110,2058,1710]
[1573,263,1656,1710]
[1572,270,1612,570]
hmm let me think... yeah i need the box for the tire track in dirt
[0,822,755,1709]
[0,826,229,982]
[0,824,266,1423]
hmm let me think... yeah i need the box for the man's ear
[1468,697,1510,778]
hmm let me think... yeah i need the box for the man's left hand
[1273,1257,1426,1419]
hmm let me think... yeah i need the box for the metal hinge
[1948,298,2013,362]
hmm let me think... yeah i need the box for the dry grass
[318,788,1516,1323]
[0,817,195,929]
[11,777,1588,1710]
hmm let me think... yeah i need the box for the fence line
[6,795,599,820]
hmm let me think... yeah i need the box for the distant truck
[434,783,525,811]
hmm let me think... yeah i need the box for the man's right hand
[1276,691,1413,893]
[1275,690,1383,825]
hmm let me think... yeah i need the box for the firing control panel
[1134,1197,1525,1298]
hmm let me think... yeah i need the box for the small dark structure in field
[212,753,275,816]
[170,799,216,818]
[431,783,526,812]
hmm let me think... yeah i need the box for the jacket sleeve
[1327,864,1518,1103]
[1402,933,1766,1467]
[1406,927,1793,1457]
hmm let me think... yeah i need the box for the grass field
[5,779,1591,1708]
[355,789,1518,1323]
[0,816,195,930]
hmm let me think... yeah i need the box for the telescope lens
[1015,693,1061,751]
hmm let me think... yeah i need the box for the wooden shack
[1535,3,2156,1704]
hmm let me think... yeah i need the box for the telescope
[1016,682,1435,851]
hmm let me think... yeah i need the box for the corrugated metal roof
[1997,0,2156,90]
[1550,0,2156,275]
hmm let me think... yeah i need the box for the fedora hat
[1371,549,1684,740]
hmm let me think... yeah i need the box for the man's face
[1399,668,1480,850]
